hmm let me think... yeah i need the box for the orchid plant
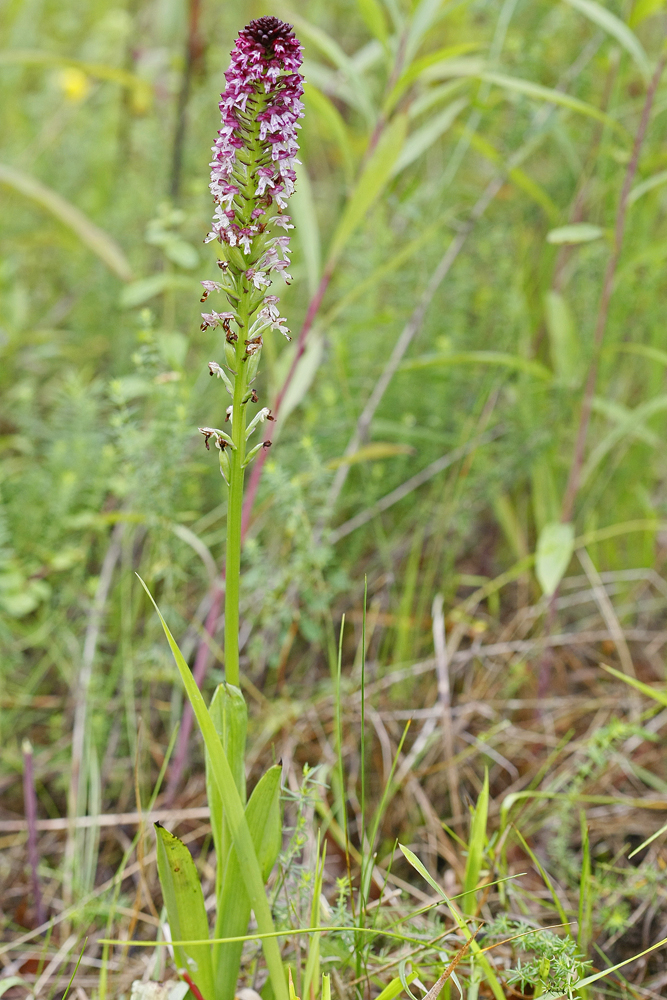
[144,19,306,1000]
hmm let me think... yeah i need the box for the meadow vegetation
[2,0,667,998]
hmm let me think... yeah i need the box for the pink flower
[207,18,304,258]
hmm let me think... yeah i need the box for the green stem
[224,291,250,688]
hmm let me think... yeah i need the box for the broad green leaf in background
[481,73,626,134]
[327,113,408,265]
[400,351,552,380]
[0,163,133,281]
[291,163,322,298]
[406,0,450,63]
[462,770,489,916]
[580,394,667,487]
[562,0,651,79]
[356,0,389,43]
[535,521,575,596]
[120,274,199,309]
[325,443,414,469]
[629,169,667,205]
[629,0,666,27]
[545,290,581,385]
[278,332,325,427]
[137,581,288,1000]
[155,824,215,1000]
[303,84,355,184]
[608,343,667,367]
[547,223,604,244]
[391,98,468,177]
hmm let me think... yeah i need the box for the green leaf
[545,290,581,385]
[291,162,322,298]
[547,223,604,244]
[581,394,667,487]
[399,845,505,1000]
[303,84,355,184]
[463,770,488,916]
[391,98,468,177]
[325,443,414,469]
[400,350,552,380]
[406,0,449,63]
[577,933,667,988]
[535,521,575,596]
[327,113,408,265]
[562,0,651,79]
[356,0,389,42]
[137,580,287,1000]
[629,169,667,205]
[206,683,247,906]
[213,766,282,1000]
[601,663,667,707]
[278,332,325,426]
[480,72,626,134]
[384,43,479,110]
[155,824,215,1000]
[120,274,200,308]
[0,162,133,281]
[629,0,666,27]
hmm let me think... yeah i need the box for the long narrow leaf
[562,0,651,79]
[462,771,488,916]
[399,845,505,1000]
[327,113,407,266]
[137,578,287,1000]
[0,163,133,281]
[213,766,282,1000]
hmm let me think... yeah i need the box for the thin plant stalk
[22,738,44,927]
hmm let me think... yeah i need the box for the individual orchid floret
[245,407,275,440]
[200,310,236,331]
[208,360,234,395]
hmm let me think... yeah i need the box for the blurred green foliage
[1,0,667,819]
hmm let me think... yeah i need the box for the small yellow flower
[57,67,91,102]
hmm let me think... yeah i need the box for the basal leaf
[155,824,215,1000]
[137,580,287,1000]
[213,766,282,1000]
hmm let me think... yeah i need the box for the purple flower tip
[207,17,304,257]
